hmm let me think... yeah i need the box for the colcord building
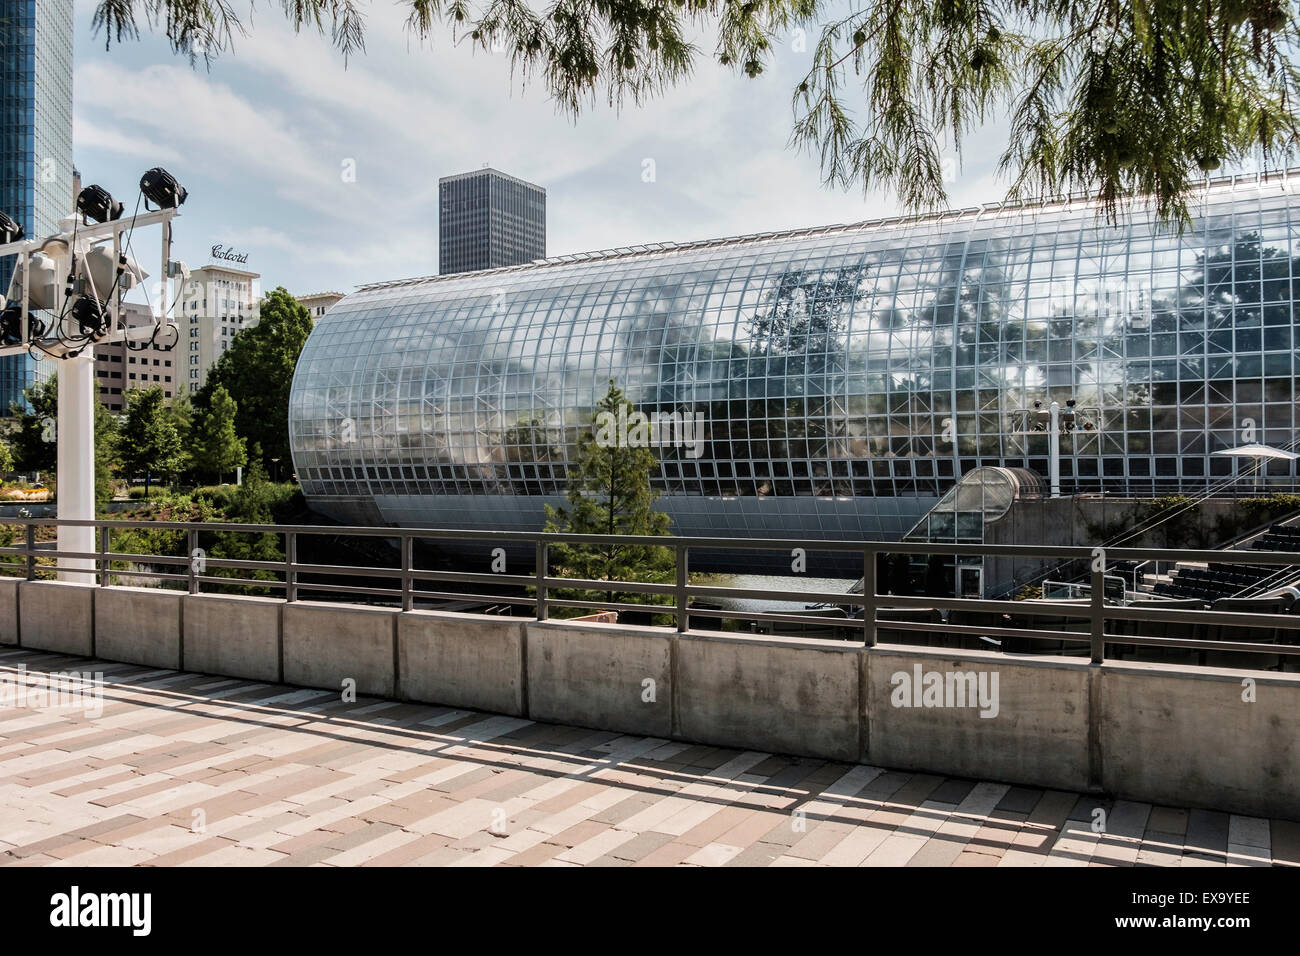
[0,0,73,411]
[289,172,1300,543]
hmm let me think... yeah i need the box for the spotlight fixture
[70,295,109,340]
[76,185,123,225]
[0,211,22,245]
[0,302,47,347]
[140,167,187,210]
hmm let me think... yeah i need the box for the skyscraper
[438,168,545,275]
[0,0,74,411]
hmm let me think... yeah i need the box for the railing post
[676,544,689,633]
[862,547,877,646]
[24,523,34,581]
[535,540,548,621]
[187,528,200,594]
[285,531,298,602]
[99,525,110,587]
[1090,563,1105,664]
[401,533,413,612]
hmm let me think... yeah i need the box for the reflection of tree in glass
[499,417,563,496]
[717,265,864,495]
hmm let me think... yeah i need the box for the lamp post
[271,457,281,483]
[1013,398,1099,499]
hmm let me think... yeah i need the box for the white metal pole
[56,354,96,581]
[1049,401,1061,498]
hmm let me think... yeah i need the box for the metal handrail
[4,515,1300,666]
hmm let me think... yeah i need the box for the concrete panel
[95,587,184,669]
[19,581,94,656]
[398,610,525,716]
[526,621,671,737]
[0,576,19,645]
[1101,662,1300,820]
[283,601,397,697]
[866,645,1092,792]
[183,593,281,682]
[676,632,861,761]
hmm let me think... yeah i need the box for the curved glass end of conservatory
[289,170,1300,545]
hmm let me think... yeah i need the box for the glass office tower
[290,172,1300,542]
[0,0,73,410]
[438,168,546,275]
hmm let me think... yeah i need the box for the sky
[70,1,1014,297]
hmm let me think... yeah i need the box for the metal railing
[4,516,1300,668]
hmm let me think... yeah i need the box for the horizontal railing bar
[542,578,678,597]
[879,619,1090,643]
[1109,634,1300,655]
[12,516,1300,564]
[409,569,536,587]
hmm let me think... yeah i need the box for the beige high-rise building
[179,264,261,389]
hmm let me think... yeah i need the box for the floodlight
[70,296,109,340]
[76,185,123,224]
[0,302,46,346]
[140,168,187,210]
[83,244,147,298]
[0,211,22,245]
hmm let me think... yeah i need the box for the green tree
[91,1,1299,223]
[10,376,58,475]
[544,381,674,610]
[194,287,313,474]
[120,386,185,492]
[193,385,247,483]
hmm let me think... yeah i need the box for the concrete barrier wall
[19,581,95,656]
[283,602,398,698]
[183,593,282,682]
[525,621,672,738]
[866,646,1093,792]
[676,632,861,762]
[0,577,19,645]
[3,582,1300,820]
[94,586,184,669]
[399,610,525,716]
[1100,662,1300,820]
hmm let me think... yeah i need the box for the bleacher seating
[1158,523,1300,600]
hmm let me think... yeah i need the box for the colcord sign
[210,244,249,264]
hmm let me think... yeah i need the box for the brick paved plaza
[2,646,1297,867]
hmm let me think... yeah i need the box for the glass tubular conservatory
[289,171,1300,545]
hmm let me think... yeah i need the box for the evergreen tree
[544,380,674,609]
[120,385,185,493]
[193,385,247,484]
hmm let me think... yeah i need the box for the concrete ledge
[1100,661,1300,820]
[183,593,281,682]
[0,576,20,645]
[399,609,526,716]
[94,586,183,669]
[19,581,95,656]
[676,632,861,761]
[526,620,671,737]
[283,601,397,697]
[866,644,1093,792]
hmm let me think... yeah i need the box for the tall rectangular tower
[438,168,545,274]
[0,0,74,411]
